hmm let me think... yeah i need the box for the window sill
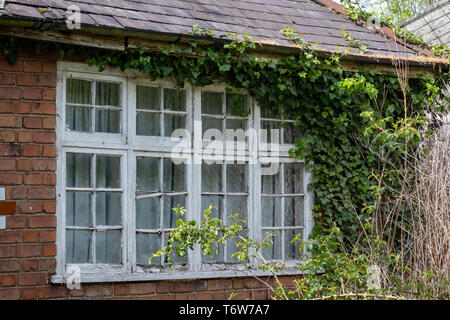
[51,268,305,284]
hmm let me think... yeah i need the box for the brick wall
[0,43,298,300]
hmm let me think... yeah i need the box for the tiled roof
[0,0,427,57]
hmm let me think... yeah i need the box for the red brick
[42,117,56,129]
[22,87,42,100]
[40,230,56,242]
[86,284,113,297]
[17,200,42,214]
[0,130,15,142]
[0,274,17,287]
[23,144,41,157]
[17,131,32,143]
[155,282,170,293]
[23,116,42,129]
[31,102,56,115]
[0,260,21,272]
[42,173,56,186]
[0,57,21,71]
[32,131,56,144]
[6,186,27,199]
[38,258,56,272]
[129,282,156,295]
[0,230,22,243]
[0,172,23,184]
[24,173,41,185]
[17,159,32,171]
[28,215,56,228]
[18,272,47,286]
[0,246,15,258]
[6,216,26,229]
[169,281,195,293]
[42,201,56,213]
[42,63,56,73]
[38,286,68,299]
[42,145,56,158]
[24,230,39,243]
[114,283,129,296]
[43,89,56,100]
[0,143,20,156]
[27,187,55,200]
[0,73,16,85]
[16,245,42,257]
[208,279,232,291]
[32,159,56,171]
[35,75,56,87]
[23,61,42,73]
[0,102,14,113]
[0,288,20,300]
[228,290,251,300]
[43,244,56,257]
[22,288,37,300]
[22,259,38,272]
[0,115,18,127]
[0,87,21,99]
[0,158,15,170]
[17,74,33,86]
[16,102,30,114]
[252,289,269,300]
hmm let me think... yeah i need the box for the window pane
[136,197,160,230]
[66,192,92,227]
[261,169,281,194]
[226,119,246,131]
[66,153,91,188]
[137,112,160,136]
[96,155,121,188]
[163,159,186,192]
[226,196,247,226]
[226,164,247,193]
[284,163,304,194]
[96,192,121,226]
[202,91,222,115]
[164,232,187,264]
[261,121,282,144]
[164,88,186,111]
[95,109,121,133]
[136,233,160,265]
[226,229,247,263]
[226,93,248,116]
[284,197,304,227]
[66,79,92,104]
[202,163,222,193]
[137,85,160,110]
[163,196,185,229]
[136,158,160,192]
[262,231,281,260]
[283,122,302,144]
[261,197,282,227]
[285,230,303,260]
[261,107,281,119]
[96,230,121,264]
[201,195,223,218]
[96,82,120,106]
[164,114,186,137]
[66,106,92,132]
[202,116,223,135]
[66,230,92,263]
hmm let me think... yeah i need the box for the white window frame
[53,62,313,284]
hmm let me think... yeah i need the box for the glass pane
[136,233,161,265]
[285,230,303,260]
[261,168,281,194]
[66,230,92,263]
[136,197,160,230]
[226,229,248,263]
[163,159,185,192]
[202,117,223,135]
[96,230,121,264]
[136,158,160,192]
[261,197,282,227]
[201,195,223,218]
[226,164,247,193]
[164,88,186,111]
[66,106,92,132]
[96,155,121,188]
[137,85,160,110]
[202,91,223,115]
[226,196,247,226]
[226,120,246,135]
[66,79,92,104]
[96,192,121,226]
[226,93,248,116]
[66,153,91,188]
[261,107,281,119]
[66,192,92,227]
[262,231,281,260]
[284,163,304,194]
[95,109,120,133]
[284,197,304,227]
[261,120,281,144]
[202,163,222,193]
[137,112,160,136]
[164,114,186,137]
[163,196,185,229]
[164,232,187,265]
[96,82,120,106]
[283,122,302,144]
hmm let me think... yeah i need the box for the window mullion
[91,153,97,264]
